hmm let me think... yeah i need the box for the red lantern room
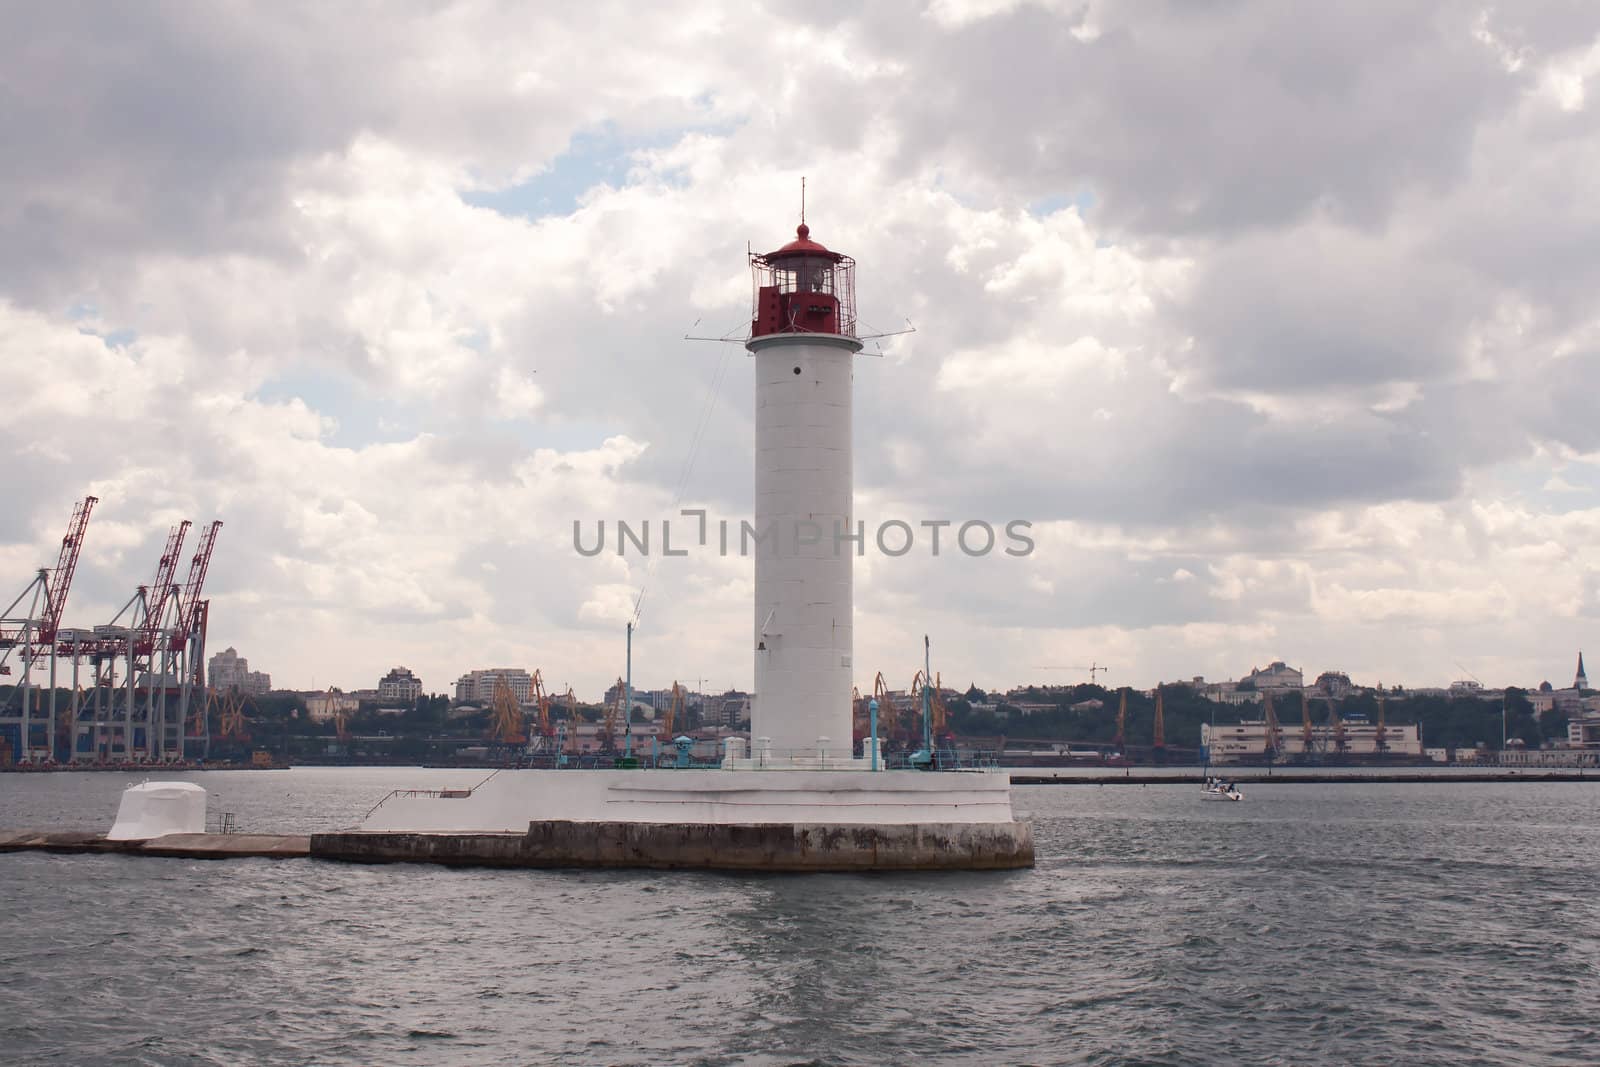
[749,222,857,339]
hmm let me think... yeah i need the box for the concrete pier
[0,821,1033,871]
[0,830,310,859]
[314,820,1035,872]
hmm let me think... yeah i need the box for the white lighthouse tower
[746,219,861,764]
[354,206,1031,871]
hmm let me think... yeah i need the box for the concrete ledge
[0,830,310,859]
[312,820,1035,872]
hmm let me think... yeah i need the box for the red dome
[768,222,843,260]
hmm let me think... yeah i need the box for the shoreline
[1011,770,1598,785]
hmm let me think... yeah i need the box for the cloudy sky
[5,0,1600,699]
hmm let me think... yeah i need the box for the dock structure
[0,830,309,859]
[0,822,1032,872]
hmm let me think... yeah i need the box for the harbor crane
[530,669,552,745]
[216,688,249,742]
[871,671,894,745]
[599,676,625,754]
[561,686,583,757]
[660,681,684,741]
[487,674,525,746]
[0,496,97,762]
[171,521,222,760]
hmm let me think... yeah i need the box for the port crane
[871,671,895,746]
[529,669,554,752]
[487,674,525,746]
[659,681,683,741]
[216,688,249,742]
[561,686,581,757]
[171,521,222,760]
[598,676,625,754]
[0,496,97,761]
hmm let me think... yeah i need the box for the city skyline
[206,646,1593,707]
[6,5,1600,700]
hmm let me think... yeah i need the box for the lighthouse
[746,220,861,763]
[352,206,1031,871]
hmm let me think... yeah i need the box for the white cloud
[4,1,1600,699]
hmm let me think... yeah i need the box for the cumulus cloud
[4,1,1600,696]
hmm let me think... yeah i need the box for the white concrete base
[359,769,1018,834]
[107,781,207,840]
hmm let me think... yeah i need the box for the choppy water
[2,769,1598,1065]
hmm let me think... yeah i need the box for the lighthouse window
[797,258,833,294]
[770,258,834,295]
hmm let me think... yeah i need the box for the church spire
[1577,651,1588,691]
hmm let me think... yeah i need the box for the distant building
[305,690,360,723]
[1198,678,1263,706]
[1244,661,1303,692]
[707,691,750,728]
[454,668,534,704]
[602,682,663,716]
[1201,718,1423,763]
[208,647,272,696]
[378,666,423,705]
[1567,710,1600,750]
[1313,671,1355,699]
[1576,652,1588,691]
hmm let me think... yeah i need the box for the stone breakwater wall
[312,820,1035,872]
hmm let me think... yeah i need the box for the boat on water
[1200,708,1244,800]
[1201,777,1244,801]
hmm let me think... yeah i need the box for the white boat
[1200,710,1244,801]
[1201,778,1243,802]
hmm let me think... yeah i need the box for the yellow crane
[660,681,684,740]
[217,688,248,742]
[531,669,552,739]
[562,686,583,755]
[333,705,350,744]
[871,672,894,743]
[599,676,624,753]
[488,674,525,745]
